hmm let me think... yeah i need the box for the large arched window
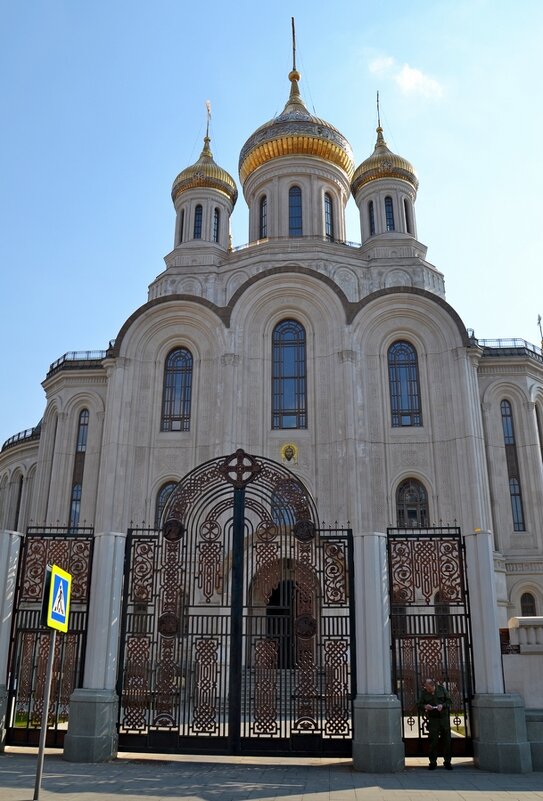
[368,200,375,236]
[520,592,537,616]
[288,186,303,237]
[161,348,193,432]
[69,408,89,529]
[155,481,177,528]
[396,478,429,528]
[385,196,395,231]
[272,319,307,429]
[213,208,220,243]
[259,195,267,239]
[388,341,423,427]
[193,204,203,239]
[501,399,525,531]
[324,193,334,241]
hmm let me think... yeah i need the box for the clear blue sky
[1,1,542,446]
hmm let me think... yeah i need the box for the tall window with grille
[385,196,395,231]
[520,592,537,616]
[404,198,412,234]
[213,208,220,243]
[388,341,423,427]
[501,399,526,531]
[193,204,203,239]
[154,481,177,528]
[259,195,267,238]
[69,409,89,528]
[288,186,303,237]
[178,209,185,244]
[324,193,334,241]
[368,200,375,236]
[161,348,193,432]
[396,478,428,527]
[272,319,307,429]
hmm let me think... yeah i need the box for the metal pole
[33,628,56,801]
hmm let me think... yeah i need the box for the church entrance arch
[117,449,355,755]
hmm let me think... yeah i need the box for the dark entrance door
[117,450,355,755]
[387,527,474,757]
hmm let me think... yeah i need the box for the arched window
[396,478,428,528]
[76,409,89,452]
[155,481,177,529]
[14,475,24,531]
[178,209,185,244]
[388,341,423,427]
[536,405,543,463]
[193,204,202,239]
[324,193,334,241]
[213,208,220,243]
[259,195,267,239]
[520,592,537,616]
[501,400,525,531]
[368,200,375,236]
[272,319,307,429]
[385,196,395,231]
[404,198,413,234]
[69,483,82,528]
[161,348,193,432]
[288,186,302,237]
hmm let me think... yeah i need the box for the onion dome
[351,126,418,195]
[172,135,238,205]
[239,69,355,185]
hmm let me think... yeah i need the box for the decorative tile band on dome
[351,158,419,194]
[171,171,238,204]
[239,121,354,184]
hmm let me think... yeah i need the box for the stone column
[352,531,404,772]
[63,531,126,762]
[0,530,24,750]
[465,529,532,772]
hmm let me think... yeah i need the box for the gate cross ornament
[218,449,261,487]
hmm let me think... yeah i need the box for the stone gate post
[464,528,532,772]
[352,531,404,772]
[0,529,24,751]
[63,531,126,762]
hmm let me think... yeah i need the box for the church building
[1,48,543,773]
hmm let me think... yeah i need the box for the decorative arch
[396,477,429,527]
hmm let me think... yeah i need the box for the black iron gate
[117,450,355,755]
[6,526,94,746]
[387,527,474,757]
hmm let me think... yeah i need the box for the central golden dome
[239,70,354,185]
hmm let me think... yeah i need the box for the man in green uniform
[417,677,452,770]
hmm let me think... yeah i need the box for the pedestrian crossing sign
[46,565,72,633]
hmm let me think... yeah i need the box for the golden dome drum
[239,70,354,185]
[172,137,238,205]
[351,127,418,195]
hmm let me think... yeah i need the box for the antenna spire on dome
[291,17,297,72]
[377,91,381,128]
[205,100,211,139]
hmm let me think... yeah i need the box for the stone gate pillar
[64,531,126,762]
[352,531,404,772]
[0,529,24,751]
[465,529,532,772]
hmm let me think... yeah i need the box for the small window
[179,209,185,244]
[161,348,193,432]
[385,196,395,231]
[520,592,537,616]
[272,319,307,429]
[259,196,267,239]
[193,205,203,239]
[155,481,177,528]
[69,483,82,528]
[404,198,412,234]
[213,208,220,243]
[289,186,302,237]
[388,341,423,427]
[368,200,375,236]
[396,478,428,528]
[324,193,334,241]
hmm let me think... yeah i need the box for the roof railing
[47,350,107,377]
[2,423,42,453]
[230,234,362,253]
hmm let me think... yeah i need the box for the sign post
[34,564,72,801]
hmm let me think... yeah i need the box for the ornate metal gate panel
[117,450,355,755]
[6,526,94,746]
[387,527,474,756]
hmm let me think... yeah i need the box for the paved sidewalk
[1,750,543,801]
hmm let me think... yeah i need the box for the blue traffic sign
[46,565,72,633]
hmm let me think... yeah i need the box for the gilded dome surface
[351,127,418,195]
[239,70,354,185]
[172,136,238,205]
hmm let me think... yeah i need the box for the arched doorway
[117,450,354,756]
